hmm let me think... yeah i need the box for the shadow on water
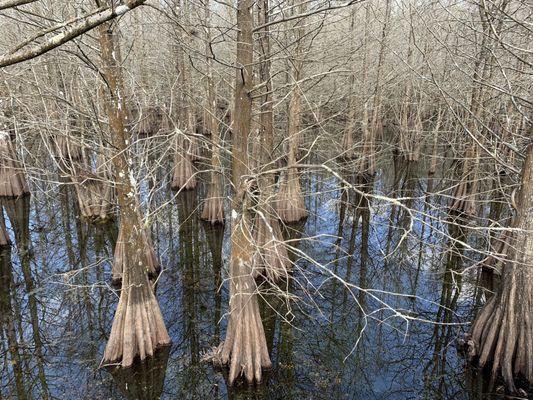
[0,154,507,399]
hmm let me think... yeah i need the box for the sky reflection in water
[0,155,497,399]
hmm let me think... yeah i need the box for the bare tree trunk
[398,2,422,163]
[171,0,198,189]
[171,132,197,190]
[217,0,272,383]
[201,0,224,224]
[253,0,290,281]
[276,0,308,223]
[98,20,170,367]
[0,131,30,197]
[341,8,358,160]
[365,0,391,176]
[468,144,533,393]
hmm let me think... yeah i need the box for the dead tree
[253,0,291,281]
[97,19,170,367]
[398,2,422,163]
[201,0,225,224]
[174,1,200,164]
[468,144,533,393]
[362,0,391,177]
[216,0,272,383]
[0,131,30,198]
[428,110,442,177]
[276,1,308,223]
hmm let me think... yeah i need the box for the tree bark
[253,0,291,281]
[469,144,533,393]
[276,0,308,223]
[98,20,170,367]
[201,0,225,224]
[0,131,30,198]
[217,0,272,384]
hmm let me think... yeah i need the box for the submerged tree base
[201,191,225,225]
[216,209,272,385]
[0,132,30,198]
[276,170,307,223]
[102,277,171,367]
[465,145,533,395]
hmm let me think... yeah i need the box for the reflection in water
[203,222,224,344]
[0,154,500,399]
[109,346,171,400]
[1,247,27,399]
[3,195,50,399]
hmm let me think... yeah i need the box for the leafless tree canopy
[0,0,531,397]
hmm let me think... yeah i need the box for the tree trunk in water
[98,21,170,367]
[175,0,200,163]
[365,0,391,176]
[341,8,357,161]
[450,145,479,217]
[468,144,533,393]
[171,132,197,191]
[201,0,224,224]
[253,0,290,281]
[73,150,115,223]
[217,0,272,383]
[0,131,30,198]
[276,1,308,223]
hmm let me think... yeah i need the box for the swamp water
[0,151,504,399]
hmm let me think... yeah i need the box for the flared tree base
[201,194,225,225]
[102,280,171,367]
[276,173,307,223]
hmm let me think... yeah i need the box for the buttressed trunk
[201,0,224,224]
[171,131,197,191]
[469,144,533,393]
[275,1,308,223]
[217,0,272,384]
[98,21,170,367]
[73,150,115,223]
[253,0,291,281]
[0,131,30,198]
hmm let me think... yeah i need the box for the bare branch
[0,0,38,10]
[0,1,146,68]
